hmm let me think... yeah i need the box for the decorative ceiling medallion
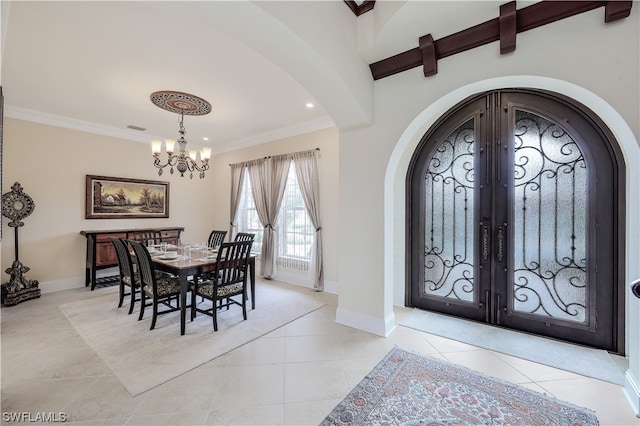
[150,91,212,116]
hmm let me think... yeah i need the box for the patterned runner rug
[321,347,599,426]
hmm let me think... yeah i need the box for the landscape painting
[85,175,169,219]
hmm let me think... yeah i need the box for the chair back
[109,237,135,285]
[129,240,158,294]
[207,230,227,249]
[234,232,255,242]
[133,230,162,246]
[215,240,253,287]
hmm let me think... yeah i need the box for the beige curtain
[262,154,291,278]
[247,159,269,271]
[293,150,324,291]
[229,163,246,241]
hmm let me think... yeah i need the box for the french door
[407,89,623,352]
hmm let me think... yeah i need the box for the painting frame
[85,175,169,219]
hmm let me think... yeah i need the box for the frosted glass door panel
[424,119,475,303]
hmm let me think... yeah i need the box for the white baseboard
[39,268,119,294]
[335,306,396,337]
[273,270,338,295]
[625,370,640,417]
[39,276,86,294]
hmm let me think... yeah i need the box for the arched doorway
[406,89,625,353]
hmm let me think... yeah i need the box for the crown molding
[5,105,336,154]
[5,105,155,143]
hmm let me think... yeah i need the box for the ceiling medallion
[149,91,212,179]
[150,91,212,116]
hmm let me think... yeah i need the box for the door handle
[481,223,489,262]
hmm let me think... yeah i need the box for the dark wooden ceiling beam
[369,1,632,81]
[419,34,437,77]
[605,1,633,22]
[500,1,517,54]
[344,0,375,17]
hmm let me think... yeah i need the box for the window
[276,162,315,270]
[237,169,263,253]
[237,162,314,269]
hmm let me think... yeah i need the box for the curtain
[246,159,269,272]
[293,150,324,291]
[229,163,246,241]
[262,154,291,278]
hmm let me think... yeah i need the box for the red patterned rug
[321,347,599,426]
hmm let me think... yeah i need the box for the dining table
[149,245,256,335]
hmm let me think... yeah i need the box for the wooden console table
[80,227,184,290]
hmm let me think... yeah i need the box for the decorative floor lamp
[1,182,40,306]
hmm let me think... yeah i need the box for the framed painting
[85,175,169,219]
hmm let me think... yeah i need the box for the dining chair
[129,240,182,330]
[190,240,253,331]
[132,230,162,246]
[207,230,227,249]
[109,237,139,314]
[234,232,255,242]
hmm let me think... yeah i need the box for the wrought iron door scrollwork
[424,119,475,302]
[512,111,587,323]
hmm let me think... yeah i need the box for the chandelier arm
[183,157,210,173]
[153,153,181,169]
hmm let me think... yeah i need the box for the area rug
[59,279,326,396]
[401,309,625,385]
[321,347,599,426]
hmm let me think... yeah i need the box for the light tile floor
[1,283,639,425]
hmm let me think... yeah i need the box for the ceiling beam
[369,1,632,81]
[343,0,375,17]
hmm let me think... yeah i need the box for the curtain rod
[229,147,320,166]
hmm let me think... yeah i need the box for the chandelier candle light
[150,91,213,179]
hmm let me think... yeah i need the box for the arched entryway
[406,89,624,352]
[383,76,639,413]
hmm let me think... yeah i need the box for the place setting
[147,242,186,262]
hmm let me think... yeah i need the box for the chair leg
[190,288,197,321]
[128,286,136,315]
[138,292,146,321]
[150,299,158,330]
[118,282,125,308]
[242,290,247,321]
[213,300,218,331]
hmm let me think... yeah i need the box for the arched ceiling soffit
[358,1,506,64]
[148,1,373,131]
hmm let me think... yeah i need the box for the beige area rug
[59,280,327,396]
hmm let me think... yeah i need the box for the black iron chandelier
[150,91,212,179]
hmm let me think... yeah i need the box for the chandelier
[150,91,213,179]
